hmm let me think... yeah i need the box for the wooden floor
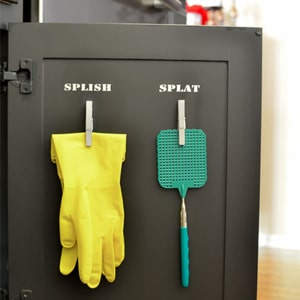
[257,247,300,300]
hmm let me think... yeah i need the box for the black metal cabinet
[2,24,261,300]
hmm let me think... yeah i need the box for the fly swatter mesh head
[157,129,207,190]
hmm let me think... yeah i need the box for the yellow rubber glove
[51,132,126,288]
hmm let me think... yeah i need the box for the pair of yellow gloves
[51,132,126,288]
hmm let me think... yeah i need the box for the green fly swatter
[157,128,207,287]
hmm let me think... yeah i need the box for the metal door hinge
[0,59,32,94]
[0,289,8,300]
[19,290,32,300]
[0,289,32,300]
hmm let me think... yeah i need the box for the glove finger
[102,234,116,283]
[60,245,78,275]
[112,191,125,266]
[60,192,76,248]
[86,236,103,289]
[60,217,76,248]
[113,226,125,267]
[76,189,93,285]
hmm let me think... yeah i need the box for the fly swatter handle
[180,227,190,287]
[180,197,189,287]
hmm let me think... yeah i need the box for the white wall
[224,0,300,250]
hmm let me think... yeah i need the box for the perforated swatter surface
[157,129,207,191]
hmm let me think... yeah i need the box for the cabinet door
[7,23,262,300]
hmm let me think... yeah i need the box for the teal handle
[180,226,190,287]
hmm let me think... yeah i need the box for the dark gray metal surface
[0,0,23,29]
[6,24,262,300]
[43,0,170,24]
[0,29,8,293]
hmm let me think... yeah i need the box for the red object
[186,4,208,25]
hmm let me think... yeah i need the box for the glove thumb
[60,245,78,275]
